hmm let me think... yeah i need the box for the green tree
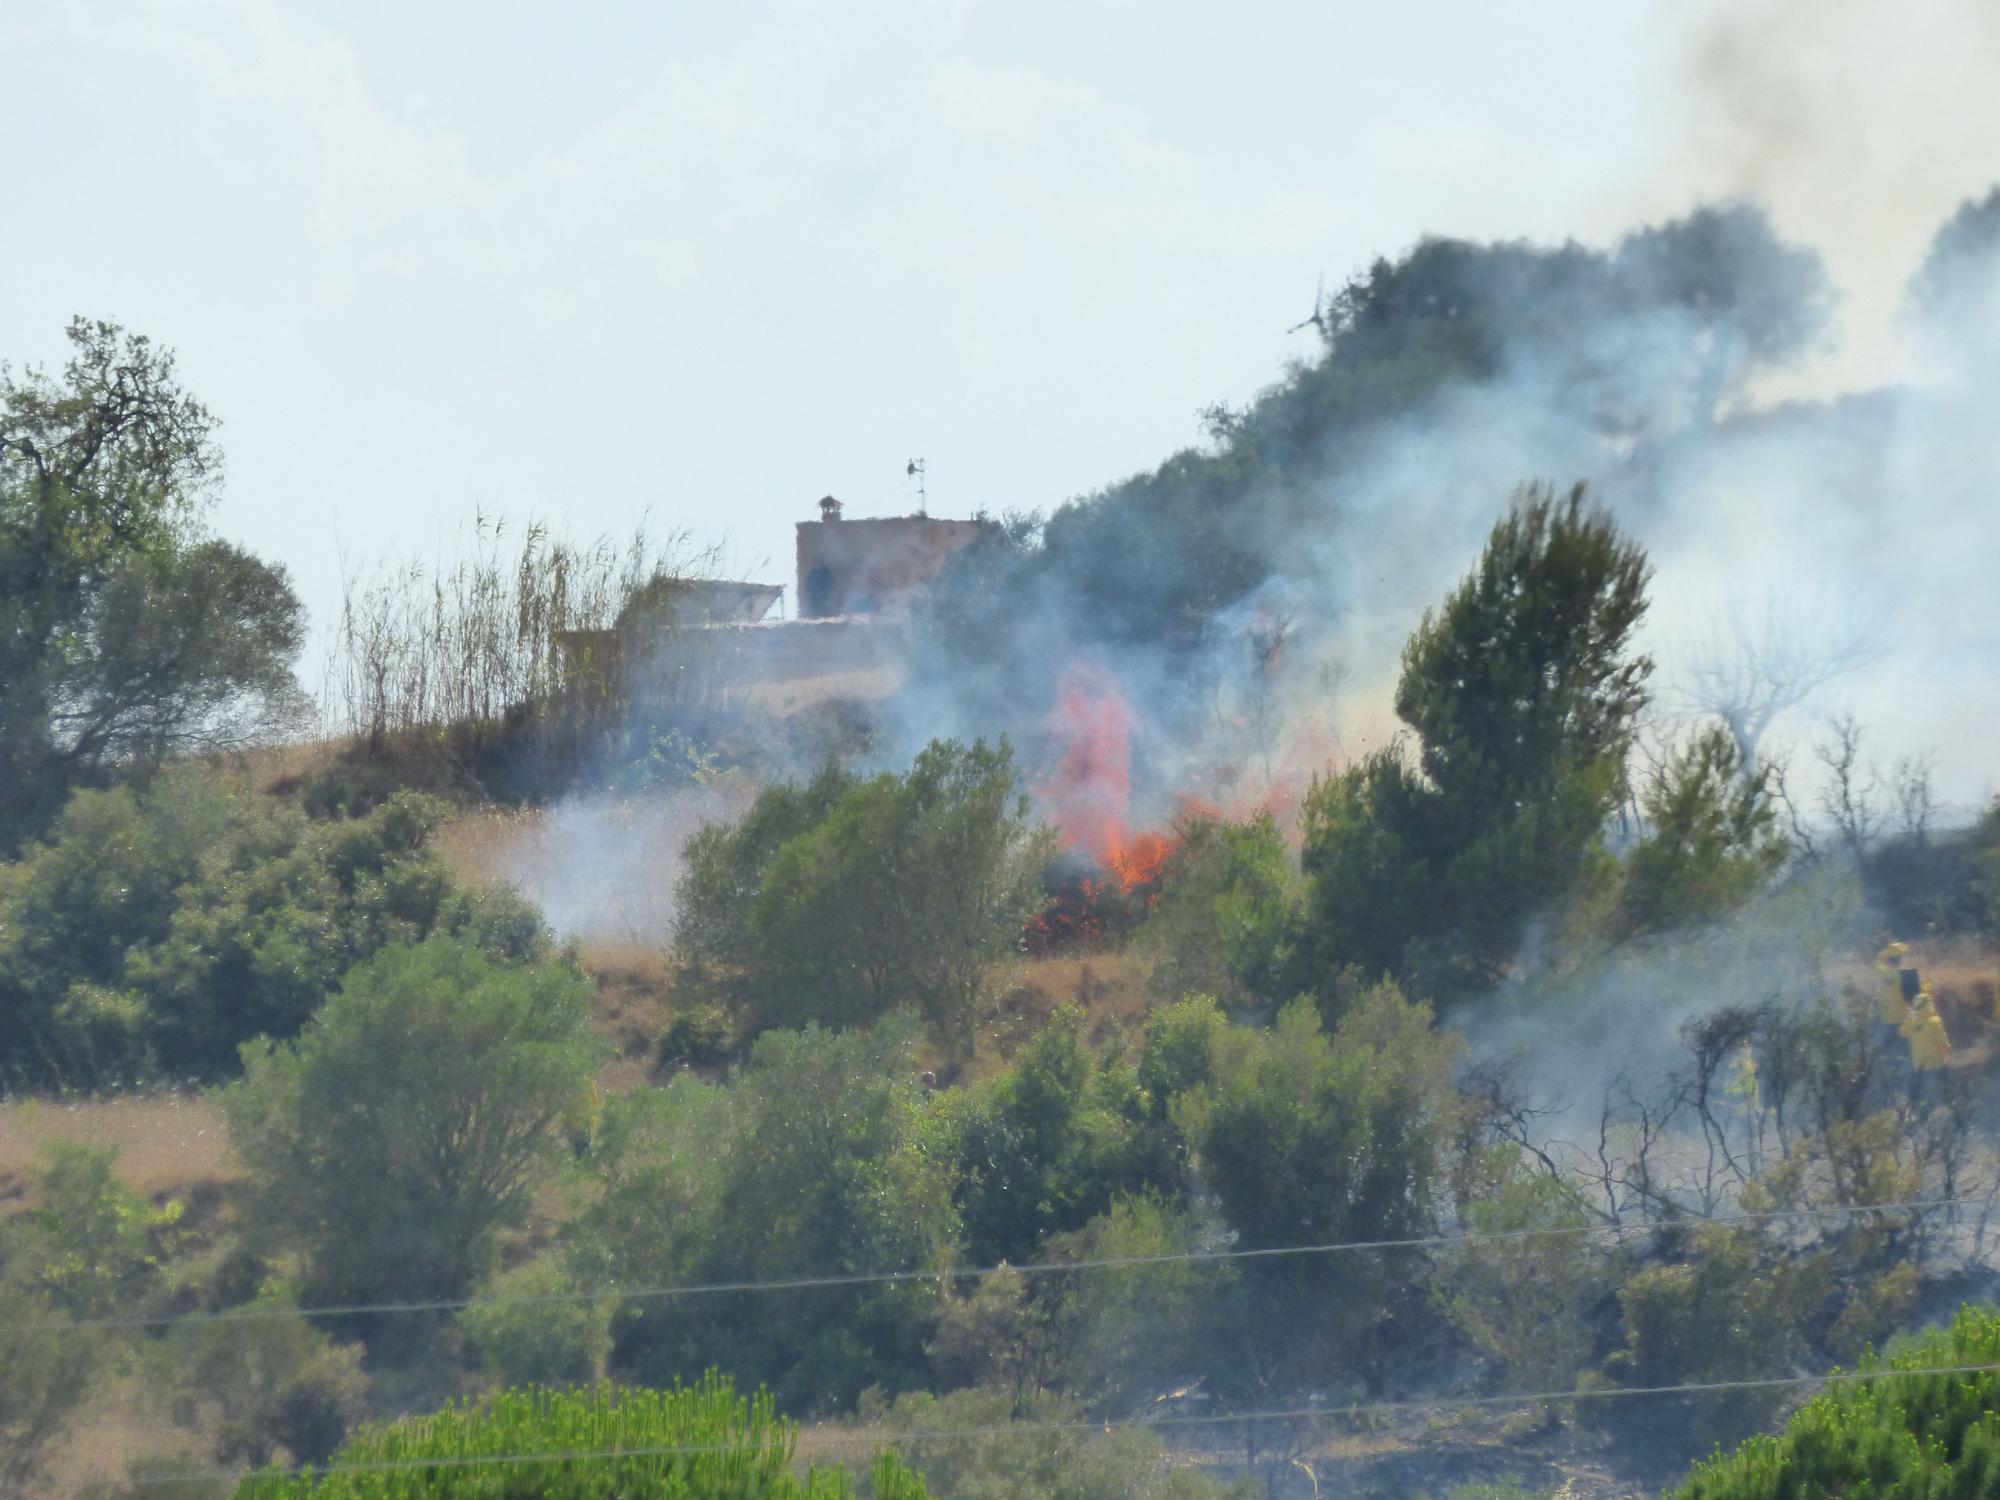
[1140,812,1299,1007]
[220,937,601,1303]
[580,1018,960,1410]
[1612,725,1787,940]
[0,774,551,1088]
[0,1263,102,1491]
[0,1143,175,1488]
[677,740,1051,1053]
[1,319,303,845]
[153,1282,367,1469]
[946,1006,1159,1266]
[1299,483,1652,991]
[1174,984,1463,1384]
[460,1259,613,1389]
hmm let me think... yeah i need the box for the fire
[1040,663,1175,895]
[1107,829,1174,892]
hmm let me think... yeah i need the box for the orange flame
[1040,664,1177,894]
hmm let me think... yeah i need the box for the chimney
[818,494,843,522]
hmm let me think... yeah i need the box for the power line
[58,1358,2000,1492]
[27,1193,1982,1335]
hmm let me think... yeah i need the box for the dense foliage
[0,1143,179,1487]
[675,739,1050,1051]
[0,320,303,848]
[571,1017,958,1410]
[231,1375,930,1500]
[1297,485,1652,993]
[221,937,601,1302]
[0,773,550,1088]
[1674,1302,2000,1499]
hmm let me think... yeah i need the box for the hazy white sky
[2,0,1993,632]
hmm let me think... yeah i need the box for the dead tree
[1673,594,1881,773]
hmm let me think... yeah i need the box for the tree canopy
[0,319,303,847]
[1298,482,1653,991]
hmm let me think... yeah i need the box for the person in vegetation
[1874,941,1951,1071]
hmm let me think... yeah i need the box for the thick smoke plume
[900,189,2000,850]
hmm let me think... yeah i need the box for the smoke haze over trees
[905,196,1997,828]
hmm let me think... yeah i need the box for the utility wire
[26,1192,1982,1335]
[58,1358,2000,1492]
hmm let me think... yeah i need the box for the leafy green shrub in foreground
[1674,1301,2000,1498]
[232,1375,929,1500]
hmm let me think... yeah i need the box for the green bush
[154,1282,367,1468]
[1172,983,1463,1388]
[0,1142,178,1485]
[231,1374,930,1499]
[675,740,1051,1053]
[0,771,551,1087]
[945,1005,1160,1266]
[11,1140,181,1319]
[1435,1166,1603,1400]
[1612,726,1787,941]
[655,1002,732,1071]
[220,936,601,1303]
[461,1260,613,1389]
[1674,1301,2000,1498]
[927,1194,1221,1412]
[1140,812,1298,1007]
[575,1018,959,1411]
[1607,1224,1830,1449]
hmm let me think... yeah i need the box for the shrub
[220,937,601,1303]
[1674,1301,2000,1498]
[1172,983,1463,1388]
[0,772,552,1087]
[1140,812,1298,1007]
[945,1006,1160,1266]
[1435,1166,1604,1402]
[1612,725,1787,940]
[0,1239,106,1490]
[675,740,1051,1053]
[577,1019,959,1411]
[1607,1224,1829,1449]
[231,1374,930,1500]
[154,1282,367,1467]
[655,1002,732,1071]
[12,1141,181,1320]
[461,1260,613,1389]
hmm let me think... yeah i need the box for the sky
[2,0,1996,643]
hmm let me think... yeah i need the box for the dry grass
[198,734,351,800]
[36,1375,204,1500]
[0,1092,236,1210]
[585,944,679,1093]
[429,804,547,891]
[975,949,1158,1076]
